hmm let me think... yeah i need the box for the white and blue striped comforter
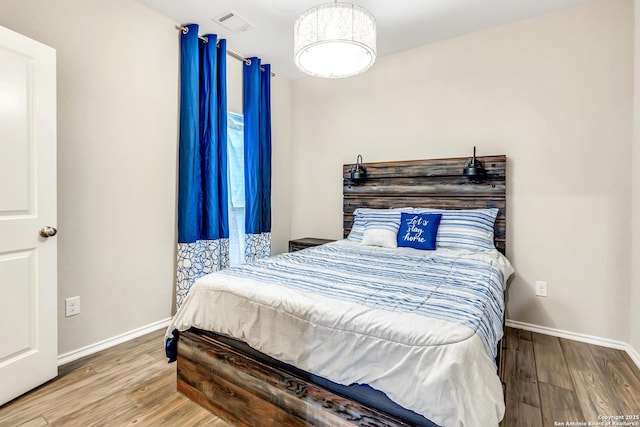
[167,240,514,426]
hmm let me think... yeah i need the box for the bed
[166,155,510,427]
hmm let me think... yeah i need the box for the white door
[0,25,57,405]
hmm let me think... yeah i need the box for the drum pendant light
[294,2,377,78]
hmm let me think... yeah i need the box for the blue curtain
[176,24,229,308]
[243,58,272,262]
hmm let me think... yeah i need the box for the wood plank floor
[500,327,640,427]
[0,329,229,427]
[1,327,639,426]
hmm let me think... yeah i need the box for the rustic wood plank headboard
[343,155,507,254]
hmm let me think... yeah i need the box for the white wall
[0,0,630,356]
[0,0,179,354]
[270,75,293,255]
[631,0,640,357]
[0,0,292,355]
[291,0,633,342]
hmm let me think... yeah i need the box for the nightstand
[288,237,335,252]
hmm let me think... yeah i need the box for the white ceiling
[134,0,591,80]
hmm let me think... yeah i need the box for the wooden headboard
[343,155,507,254]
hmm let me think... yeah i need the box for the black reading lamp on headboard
[463,146,486,179]
[350,155,367,181]
[345,155,367,187]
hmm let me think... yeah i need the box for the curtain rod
[177,25,275,77]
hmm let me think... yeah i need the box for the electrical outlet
[65,296,80,317]
[535,281,548,297]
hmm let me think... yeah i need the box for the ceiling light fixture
[294,2,376,78]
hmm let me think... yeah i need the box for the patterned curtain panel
[243,58,272,263]
[176,24,229,308]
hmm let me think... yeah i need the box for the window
[227,112,245,266]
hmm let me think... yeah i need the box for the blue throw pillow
[397,213,442,250]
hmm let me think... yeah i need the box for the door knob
[39,226,57,238]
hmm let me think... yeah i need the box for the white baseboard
[626,342,640,369]
[506,319,640,369]
[55,317,640,371]
[57,317,172,366]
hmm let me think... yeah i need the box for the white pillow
[347,208,409,243]
[360,212,402,248]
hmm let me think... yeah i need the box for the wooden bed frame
[177,155,507,426]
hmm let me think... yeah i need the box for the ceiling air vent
[213,10,255,34]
